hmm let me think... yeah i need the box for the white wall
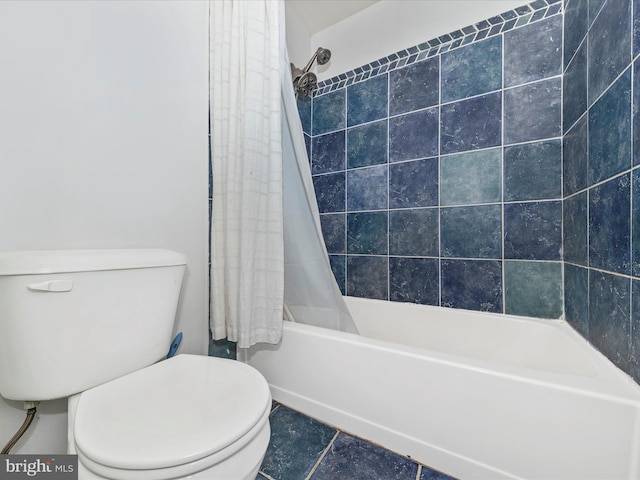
[309,0,528,81]
[285,4,313,73]
[0,0,209,453]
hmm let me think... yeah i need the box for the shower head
[315,47,331,66]
[291,47,332,98]
[291,64,318,98]
[294,71,318,98]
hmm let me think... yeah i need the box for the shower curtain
[210,0,284,348]
[210,0,356,347]
[281,53,358,334]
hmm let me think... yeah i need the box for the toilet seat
[72,354,271,480]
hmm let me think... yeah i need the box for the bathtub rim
[249,303,640,408]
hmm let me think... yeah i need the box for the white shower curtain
[210,0,357,346]
[209,0,284,348]
[281,53,358,334]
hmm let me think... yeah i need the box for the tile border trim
[314,0,563,97]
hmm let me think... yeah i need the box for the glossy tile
[346,255,388,300]
[312,131,345,174]
[441,205,502,259]
[563,40,587,132]
[589,174,631,275]
[504,77,561,145]
[587,0,631,106]
[563,0,588,68]
[208,338,236,360]
[297,95,312,134]
[635,0,640,56]
[310,433,419,480]
[589,0,607,25]
[504,201,562,261]
[347,165,388,212]
[441,148,501,206]
[504,140,561,201]
[441,36,502,102]
[389,158,438,208]
[258,403,460,480]
[320,213,345,254]
[504,14,562,87]
[347,211,388,255]
[329,254,346,295]
[632,169,640,276]
[313,89,346,135]
[420,466,458,480]
[390,56,439,116]
[589,270,631,373]
[632,279,640,383]
[260,406,337,480]
[563,191,588,266]
[389,208,439,257]
[504,260,563,318]
[347,120,388,169]
[347,74,388,127]
[588,67,632,185]
[441,259,503,312]
[440,92,502,154]
[562,115,588,197]
[389,107,439,162]
[313,172,345,213]
[564,263,589,337]
[634,59,640,166]
[390,257,439,305]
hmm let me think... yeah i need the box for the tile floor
[257,403,458,480]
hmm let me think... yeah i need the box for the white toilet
[0,249,271,479]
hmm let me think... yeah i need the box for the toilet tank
[0,249,187,401]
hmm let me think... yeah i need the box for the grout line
[437,52,443,307]
[387,72,391,301]
[304,430,341,480]
[500,26,506,314]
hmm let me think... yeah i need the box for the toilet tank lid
[0,249,187,275]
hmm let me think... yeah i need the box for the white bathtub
[242,297,640,480]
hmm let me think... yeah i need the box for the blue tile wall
[503,77,561,144]
[441,148,502,205]
[504,14,562,86]
[441,259,503,313]
[586,0,631,106]
[311,131,345,175]
[441,36,502,102]
[563,0,640,382]
[304,0,640,383]
[347,120,387,168]
[440,93,502,154]
[587,67,632,184]
[504,140,561,201]
[311,0,564,317]
[390,56,439,115]
[389,108,439,161]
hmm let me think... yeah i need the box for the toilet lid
[73,354,271,471]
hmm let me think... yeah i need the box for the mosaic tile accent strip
[314,0,563,97]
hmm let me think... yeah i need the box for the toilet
[0,249,271,479]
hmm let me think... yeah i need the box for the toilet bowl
[0,249,272,479]
[68,354,271,480]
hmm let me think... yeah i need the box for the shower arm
[291,47,331,98]
[301,51,320,75]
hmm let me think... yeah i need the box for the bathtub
[242,297,640,480]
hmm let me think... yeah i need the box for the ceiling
[286,0,380,35]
